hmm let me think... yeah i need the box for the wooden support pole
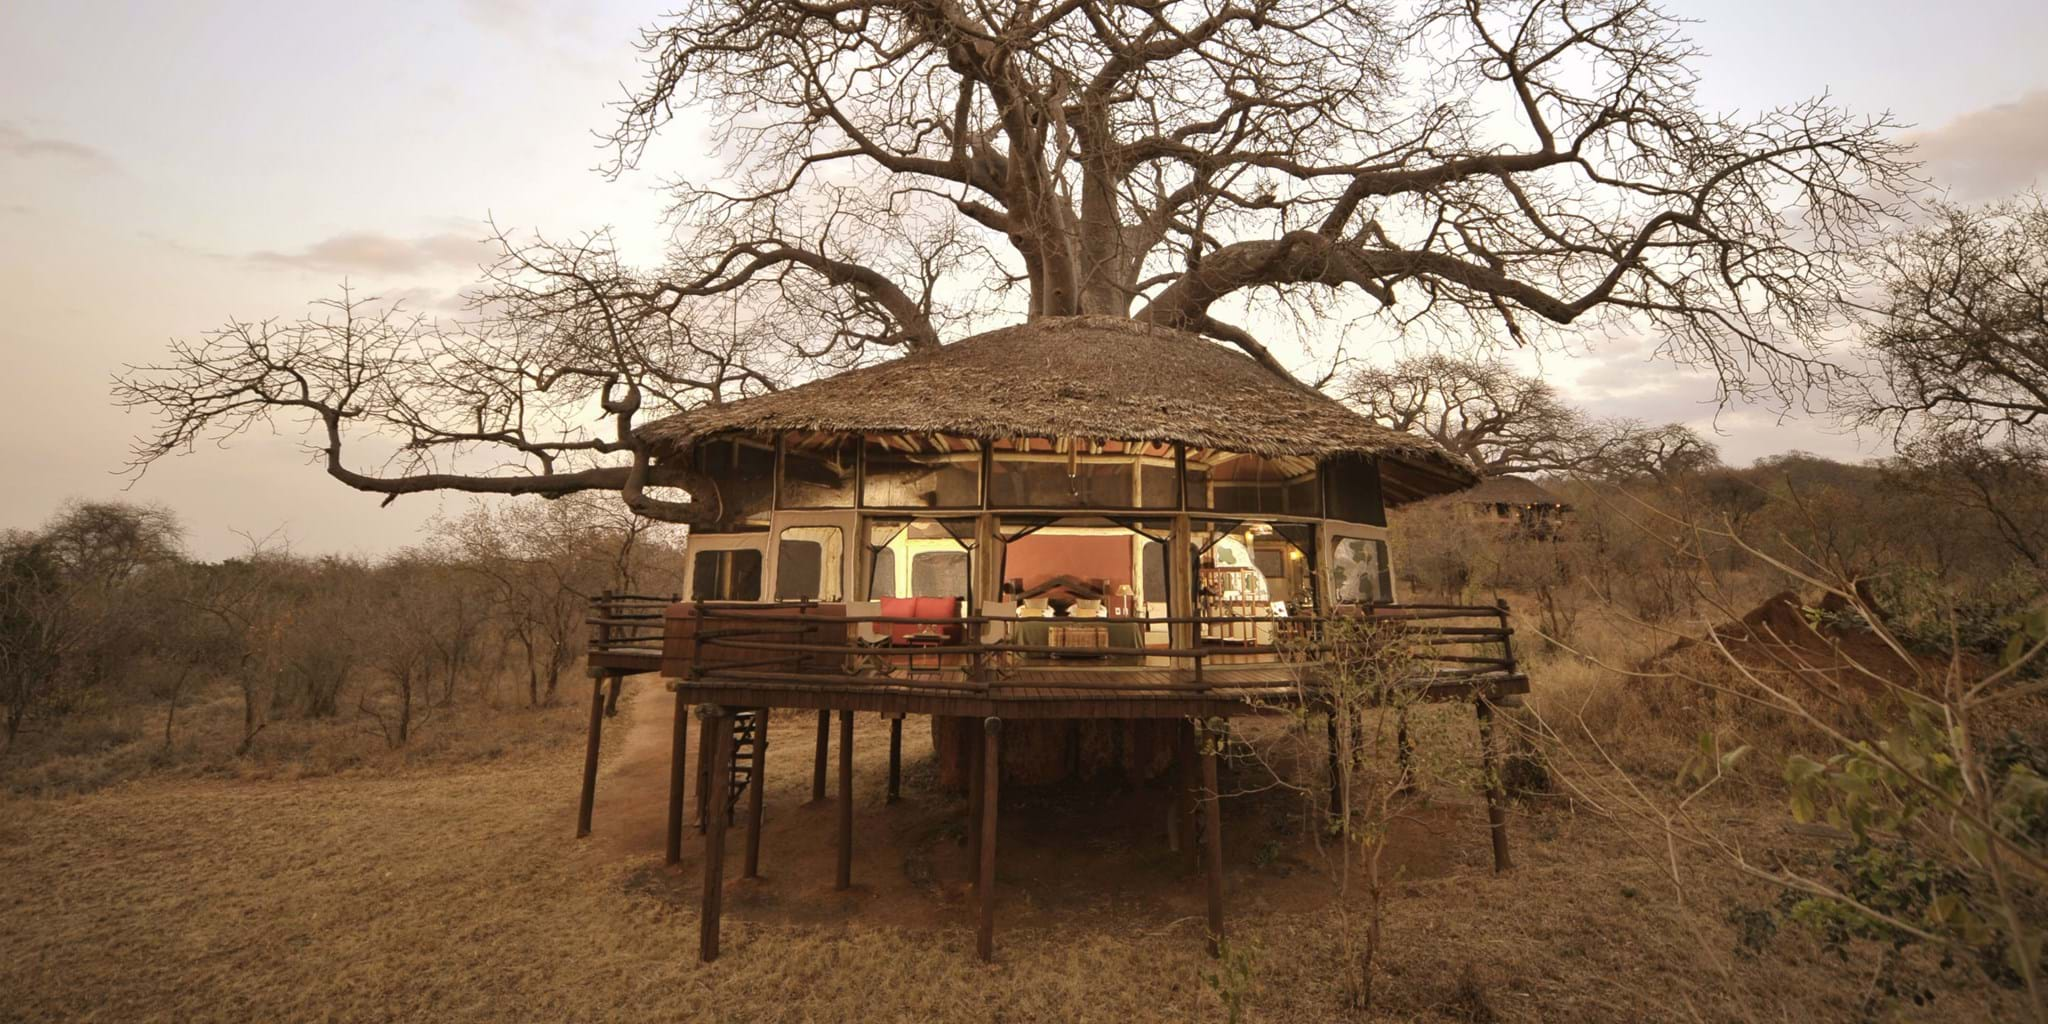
[1200,720,1226,957]
[967,718,985,872]
[1477,699,1512,873]
[694,701,716,833]
[666,692,688,865]
[977,716,1001,963]
[1175,718,1198,858]
[835,708,855,890]
[744,709,770,880]
[700,706,733,962]
[887,715,903,804]
[812,709,830,803]
[604,674,622,717]
[576,675,607,838]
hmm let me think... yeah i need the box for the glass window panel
[989,439,1175,509]
[910,550,970,599]
[690,548,763,601]
[861,436,981,508]
[1203,451,1319,516]
[1322,455,1386,526]
[774,526,843,602]
[1140,462,1179,510]
[869,546,897,599]
[779,434,858,508]
[1330,537,1390,604]
[696,438,775,520]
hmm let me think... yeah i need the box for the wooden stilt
[665,691,688,865]
[1477,699,1512,873]
[887,715,903,804]
[743,709,770,880]
[977,716,1001,962]
[812,709,830,803]
[967,718,985,872]
[695,701,716,833]
[604,674,622,717]
[576,675,607,838]
[700,706,733,962]
[836,708,854,890]
[1200,721,1226,956]
[1174,718,1198,858]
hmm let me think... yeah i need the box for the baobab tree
[116,0,1912,524]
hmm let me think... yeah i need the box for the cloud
[247,231,491,275]
[0,122,116,171]
[1905,90,2048,201]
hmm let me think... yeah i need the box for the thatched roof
[638,316,1478,502]
[1457,474,1564,505]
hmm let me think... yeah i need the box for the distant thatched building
[1447,474,1569,536]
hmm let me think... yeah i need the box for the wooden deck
[587,598,1531,721]
[573,596,1529,966]
[665,662,1526,719]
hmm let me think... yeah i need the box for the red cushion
[879,597,920,643]
[914,596,960,640]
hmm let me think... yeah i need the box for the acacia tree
[115,0,1910,524]
[1858,194,2048,444]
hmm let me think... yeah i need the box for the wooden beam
[1477,699,1512,873]
[744,708,770,880]
[700,705,733,962]
[1200,720,1226,957]
[967,718,985,873]
[666,693,688,865]
[887,715,903,804]
[836,708,854,890]
[812,709,831,803]
[577,675,607,838]
[604,674,623,717]
[977,716,1001,962]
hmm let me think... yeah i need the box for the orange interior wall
[1002,534,1133,591]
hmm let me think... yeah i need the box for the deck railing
[588,594,1521,699]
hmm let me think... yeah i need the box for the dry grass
[1,680,593,799]
[1,666,2026,1023]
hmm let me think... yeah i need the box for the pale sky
[3,1,2045,559]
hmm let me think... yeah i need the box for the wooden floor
[587,652,1528,720]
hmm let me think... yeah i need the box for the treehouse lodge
[577,317,1528,963]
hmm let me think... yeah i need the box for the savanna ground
[2,616,2029,1024]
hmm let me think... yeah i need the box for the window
[861,436,981,508]
[1329,536,1392,604]
[910,550,970,599]
[869,546,897,599]
[1197,451,1319,516]
[690,548,762,601]
[989,438,1174,509]
[779,434,858,508]
[774,526,844,602]
[695,438,775,520]
[1322,455,1386,526]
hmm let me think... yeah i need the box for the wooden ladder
[697,709,763,830]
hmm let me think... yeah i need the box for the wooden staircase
[697,709,764,831]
